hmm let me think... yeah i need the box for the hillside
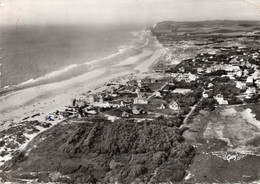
[0,119,194,183]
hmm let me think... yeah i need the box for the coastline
[0,30,165,167]
[0,31,165,131]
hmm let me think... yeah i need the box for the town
[48,43,260,128]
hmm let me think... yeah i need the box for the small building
[135,87,141,93]
[202,90,209,98]
[132,106,146,115]
[86,95,95,103]
[255,80,260,89]
[188,73,197,81]
[122,111,131,118]
[155,91,162,97]
[214,94,224,102]
[236,70,242,77]
[214,94,228,105]
[134,97,148,104]
[179,67,185,73]
[246,87,257,96]
[246,76,254,85]
[137,79,142,88]
[169,100,180,112]
[158,104,166,110]
[208,83,214,88]
[236,81,246,90]
[252,70,260,79]
[197,68,204,74]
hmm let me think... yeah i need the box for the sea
[0,24,152,91]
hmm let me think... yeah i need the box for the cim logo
[212,151,260,162]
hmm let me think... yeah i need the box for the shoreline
[0,31,165,166]
[0,33,165,126]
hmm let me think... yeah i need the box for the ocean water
[0,24,147,89]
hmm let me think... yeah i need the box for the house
[158,104,166,110]
[206,68,213,73]
[179,67,185,73]
[236,81,246,90]
[137,79,142,88]
[246,87,257,97]
[132,106,146,115]
[208,83,214,88]
[243,70,249,77]
[236,70,242,77]
[255,80,260,89]
[214,94,228,105]
[59,111,72,119]
[252,70,260,79]
[122,97,133,105]
[84,107,97,114]
[202,90,209,98]
[122,111,131,118]
[135,87,141,93]
[155,91,162,97]
[86,95,95,103]
[169,100,180,112]
[197,68,204,74]
[134,96,148,104]
[246,76,254,85]
[100,101,110,108]
[188,73,197,81]
[214,94,224,101]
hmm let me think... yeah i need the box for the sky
[0,0,259,25]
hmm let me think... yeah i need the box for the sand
[0,39,165,127]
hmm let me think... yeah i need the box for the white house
[208,83,214,88]
[135,87,141,93]
[134,94,148,104]
[155,91,162,97]
[188,73,197,81]
[246,87,256,96]
[197,68,204,74]
[219,100,229,105]
[252,70,260,79]
[236,70,242,77]
[246,76,254,85]
[169,100,180,112]
[202,90,209,98]
[255,80,260,89]
[243,70,249,77]
[236,81,246,90]
[214,94,229,105]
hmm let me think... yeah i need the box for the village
[45,42,260,127]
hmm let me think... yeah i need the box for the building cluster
[45,40,260,122]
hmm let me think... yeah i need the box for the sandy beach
[0,36,165,127]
